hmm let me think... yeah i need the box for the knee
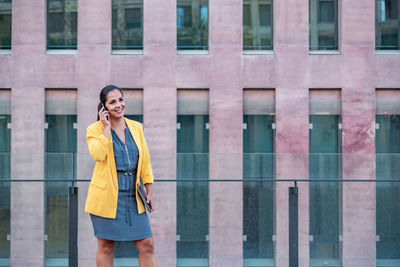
[98,240,114,256]
[137,238,155,255]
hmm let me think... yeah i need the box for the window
[375,89,400,266]
[243,4,252,26]
[243,89,275,267]
[309,89,342,267]
[177,0,208,50]
[47,0,78,50]
[44,89,77,267]
[0,89,10,267]
[309,0,338,50]
[318,1,334,22]
[376,0,399,50]
[243,0,273,50]
[123,89,143,123]
[177,89,209,267]
[259,4,271,26]
[112,0,143,50]
[0,0,12,49]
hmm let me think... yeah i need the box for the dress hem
[94,233,153,242]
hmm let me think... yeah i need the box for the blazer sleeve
[87,126,111,162]
[139,124,154,184]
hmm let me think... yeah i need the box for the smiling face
[104,89,125,119]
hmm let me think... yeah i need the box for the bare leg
[96,238,114,267]
[135,237,157,267]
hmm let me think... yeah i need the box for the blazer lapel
[124,117,142,156]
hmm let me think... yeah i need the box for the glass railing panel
[0,153,10,267]
[243,153,275,267]
[376,154,400,266]
[1,152,400,267]
[44,153,75,267]
[309,153,342,267]
[113,242,139,266]
[177,153,209,267]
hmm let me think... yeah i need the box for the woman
[85,85,157,267]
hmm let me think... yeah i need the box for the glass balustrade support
[289,185,299,267]
[68,186,78,267]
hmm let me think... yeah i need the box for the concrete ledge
[177,50,209,55]
[309,50,341,55]
[111,50,143,55]
[243,50,274,55]
[0,50,12,55]
[46,50,78,55]
[375,50,400,55]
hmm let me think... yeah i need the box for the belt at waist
[116,170,137,176]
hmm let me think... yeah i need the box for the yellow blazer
[84,117,154,218]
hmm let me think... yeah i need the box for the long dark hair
[97,85,124,121]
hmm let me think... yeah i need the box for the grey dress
[90,127,152,241]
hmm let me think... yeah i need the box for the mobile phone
[102,103,109,120]
[102,102,108,111]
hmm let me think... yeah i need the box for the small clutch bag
[137,184,152,213]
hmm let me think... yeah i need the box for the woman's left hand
[145,184,155,211]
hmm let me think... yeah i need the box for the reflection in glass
[45,115,77,266]
[309,0,338,50]
[177,115,209,266]
[47,0,78,50]
[376,0,400,50]
[243,0,273,50]
[376,115,400,265]
[309,115,342,267]
[112,0,143,50]
[0,0,11,49]
[177,0,208,50]
[0,115,10,267]
[243,115,275,267]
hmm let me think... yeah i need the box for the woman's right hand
[99,107,111,129]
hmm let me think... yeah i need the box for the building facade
[0,0,400,267]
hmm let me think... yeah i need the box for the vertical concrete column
[77,84,101,267]
[143,0,177,266]
[341,76,376,263]
[274,0,309,266]
[341,0,376,266]
[275,88,309,267]
[10,87,45,267]
[77,1,111,266]
[208,1,242,266]
[143,88,177,267]
[341,86,375,267]
[10,0,46,266]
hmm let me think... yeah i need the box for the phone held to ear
[102,103,109,121]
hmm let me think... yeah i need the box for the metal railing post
[69,186,78,267]
[289,182,298,267]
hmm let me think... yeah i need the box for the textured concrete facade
[1,0,400,267]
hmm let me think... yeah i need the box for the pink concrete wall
[1,0,400,266]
